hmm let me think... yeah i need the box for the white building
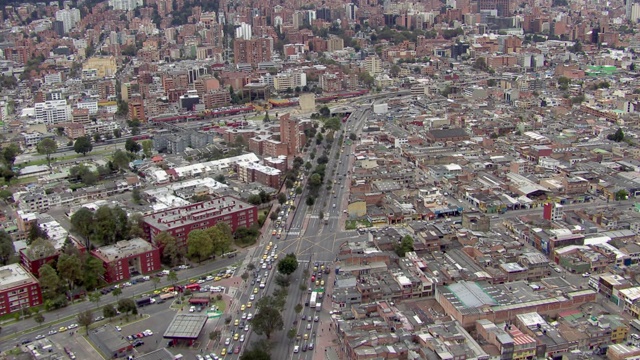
[77,99,99,114]
[363,56,382,76]
[54,8,80,33]
[44,72,62,84]
[22,132,43,147]
[272,71,307,91]
[108,0,143,11]
[34,100,72,124]
[235,22,252,40]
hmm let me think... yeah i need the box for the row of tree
[186,222,234,262]
[70,206,137,246]
[38,242,105,310]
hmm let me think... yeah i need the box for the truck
[324,212,329,225]
[309,291,317,308]
[185,283,201,292]
[160,292,177,301]
[136,297,155,307]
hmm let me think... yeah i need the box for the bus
[309,292,317,308]
[324,212,329,225]
[185,283,201,292]
[631,319,640,332]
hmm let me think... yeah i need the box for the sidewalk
[313,263,340,360]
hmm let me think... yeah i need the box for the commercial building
[89,325,133,358]
[34,100,72,124]
[0,264,42,316]
[142,196,257,250]
[163,314,208,346]
[91,238,161,283]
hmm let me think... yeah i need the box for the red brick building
[237,162,282,188]
[20,237,85,278]
[90,238,161,283]
[233,38,273,66]
[142,196,258,250]
[0,264,42,315]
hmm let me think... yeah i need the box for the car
[94,316,104,321]
[206,275,214,281]
[314,316,319,322]
[241,313,247,320]
[204,355,213,360]
[224,338,231,346]
[302,343,308,352]
[143,329,153,336]
[240,334,245,342]
[246,302,252,308]
[274,254,278,260]
[244,325,249,332]
[307,323,312,330]
[249,294,255,301]
[197,279,206,284]
[35,334,45,340]
[48,330,58,335]
[582,272,591,277]
[321,279,325,286]
[234,346,240,354]
[304,333,309,340]
[234,319,239,326]
[316,280,320,286]
[247,313,253,320]
[214,276,222,281]
[220,348,227,356]
[259,282,265,288]
[196,355,204,360]
[127,335,135,341]
[240,304,246,311]
[189,306,196,312]
[301,314,306,320]
[132,340,144,347]
[293,345,300,353]
[210,353,219,360]
[309,342,314,350]
[20,339,31,345]
[261,263,267,269]
[68,324,78,329]
[59,326,68,332]
[233,333,239,341]
[554,267,562,273]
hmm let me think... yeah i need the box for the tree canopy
[70,206,132,245]
[73,136,93,155]
[277,253,298,276]
[36,138,57,168]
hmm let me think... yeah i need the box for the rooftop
[163,314,208,339]
[93,238,155,262]
[145,196,253,231]
[0,264,38,292]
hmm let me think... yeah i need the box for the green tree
[117,298,137,315]
[167,270,178,286]
[277,253,298,275]
[349,133,357,141]
[240,348,271,360]
[263,110,270,122]
[70,207,94,239]
[77,309,93,334]
[187,229,213,262]
[395,235,414,257]
[0,230,14,266]
[26,238,55,258]
[154,232,181,266]
[83,256,105,290]
[390,64,401,77]
[88,291,101,309]
[607,128,625,142]
[131,188,142,205]
[294,303,303,314]
[38,264,61,301]
[141,140,153,158]
[208,222,234,255]
[251,302,284,340]
[34,313,45,325]
[112,287,122,301]
[57,253,83,291]
[0,189,12,202]
[152,276,161,290]
[2,143,20,166]
[73,136,93,156]
[113,128,122,138]
[103,304,117,320]
[112,149,130,170]
[36,138,58,168]
[125,138,141,153]
[28,225,49,244]
[277,193,287,205]
[616,189,629,201]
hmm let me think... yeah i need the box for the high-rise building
[345,3,357,21]
[477,0,513,17]
[34,100,72,125]
[363,55,382,76]
[543,202,563,222]
[279,113,306,155]
[233,38,273,65]
[54,8,80,34]
[108,0,143,10]
[235,22,252,40]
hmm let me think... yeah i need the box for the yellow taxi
[266,246,271,252]
[321,279,325,286]
[246,302,252,308]
[221,348,227,356]
[304,333,309,340]
[59,326,68,332]
[189,279,197,284]
[223,273,232,279]
[240,304,246,311]
[274,254,279,260]
[313,266,318,271]
[153,290,161,295]
[233,333,239,340]
[269,242,273,247]
[321,265,325,271]
[253,287,259,294]
[315,280,320,286]
[214,276,222,281]
[262,254,267,260]
[234,319,239,326]
[271,230,277,235]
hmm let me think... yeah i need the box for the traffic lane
[0,257,241,345]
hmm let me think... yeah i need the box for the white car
[143,329,153,336]
[115,326,121,332]
[247,313,253,320]
[68,324,78,329]
[244,325,249,332]
[189,306,196,312]
[241,313,247,320]
[35,334,45,340]
[249,294,255,301]
[240,334,245,342]
[206,275,214,281]
[293,345,300,353]
[224,338,231,346]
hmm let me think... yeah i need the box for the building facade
[91,238,161,283]
[0,264,42,316]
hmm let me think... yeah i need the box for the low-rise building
[91,238,161,283]
[0,264,42,316]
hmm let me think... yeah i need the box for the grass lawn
[346,219,372,230]
[213,299,226,313]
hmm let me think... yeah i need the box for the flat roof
[93,238,154,262]
[163,314,208,339]
[135,348,176,360]
[145,196,253,231]
[0,264,37,291]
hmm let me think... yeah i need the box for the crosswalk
[288,231,300,236]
